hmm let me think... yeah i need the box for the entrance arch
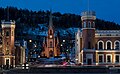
[49,50,54,57]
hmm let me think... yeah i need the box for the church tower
[42,11,60,58]
[1,20,15,67]
[81,11,96,65]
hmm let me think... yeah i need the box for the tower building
[81,11,96,65]
[0,20,15,67]
[75,11,120,66]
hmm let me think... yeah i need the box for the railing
[97,49,120,50]
[96,30,120,37]
[81,11,96,16]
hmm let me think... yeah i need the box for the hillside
[0,6,120,39]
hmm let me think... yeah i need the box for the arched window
[99,42,103,49]
[92,22,95,28]
[6,31,9,36]
[106,41,112,50]
[114,41,120,50]
[50,30,52,35]
[98,40,104,50]
[83,22,86,28]
[88,22,91,28]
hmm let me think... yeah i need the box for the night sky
[0,0,120,24]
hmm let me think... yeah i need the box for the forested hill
[0,7,120,30]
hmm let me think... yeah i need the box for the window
[107,55,111,63]
[98,42,103,49]
[50,30,52,35]
[6,31,9,36]
[88,22,91,28]
[98,55,104,63]
[83,22,86,28]
[115,55,119,63]
[93,22,95,28]
[115,41,120,50]
[106,41,112,50]
[50,41,52,47]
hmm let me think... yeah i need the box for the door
[6,59,9,66]
[49,50,54,57]
[5,58,10,69]
[87,59,92,65]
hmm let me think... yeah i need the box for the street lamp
[61,44,63,46]
[34,45,37,47]
[29,40,32,42]
[63,40,65,42]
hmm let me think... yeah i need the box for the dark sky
[0,0,120,24]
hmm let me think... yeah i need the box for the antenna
[87,0,90,11]
[7,6,9,21]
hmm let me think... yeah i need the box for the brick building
[75,11,120,66]
[0,20,25,68]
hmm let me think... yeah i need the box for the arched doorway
[49,50,54,57]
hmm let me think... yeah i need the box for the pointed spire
[49,9,53,28]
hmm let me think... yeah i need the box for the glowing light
[29,40,32,42]
[63,40,65,42]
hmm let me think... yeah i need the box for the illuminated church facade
[75,11,120,66]
[41,12,60,58]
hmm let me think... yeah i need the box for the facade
[15,41,26,66]
[0,20,16,67]
[41,12,60,58]
[0,20,25,67]
[75,11,120,66]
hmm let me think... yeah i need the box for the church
[75,11,120,66]
[41,12,60,58]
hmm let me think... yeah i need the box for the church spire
[49,9,53,28]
